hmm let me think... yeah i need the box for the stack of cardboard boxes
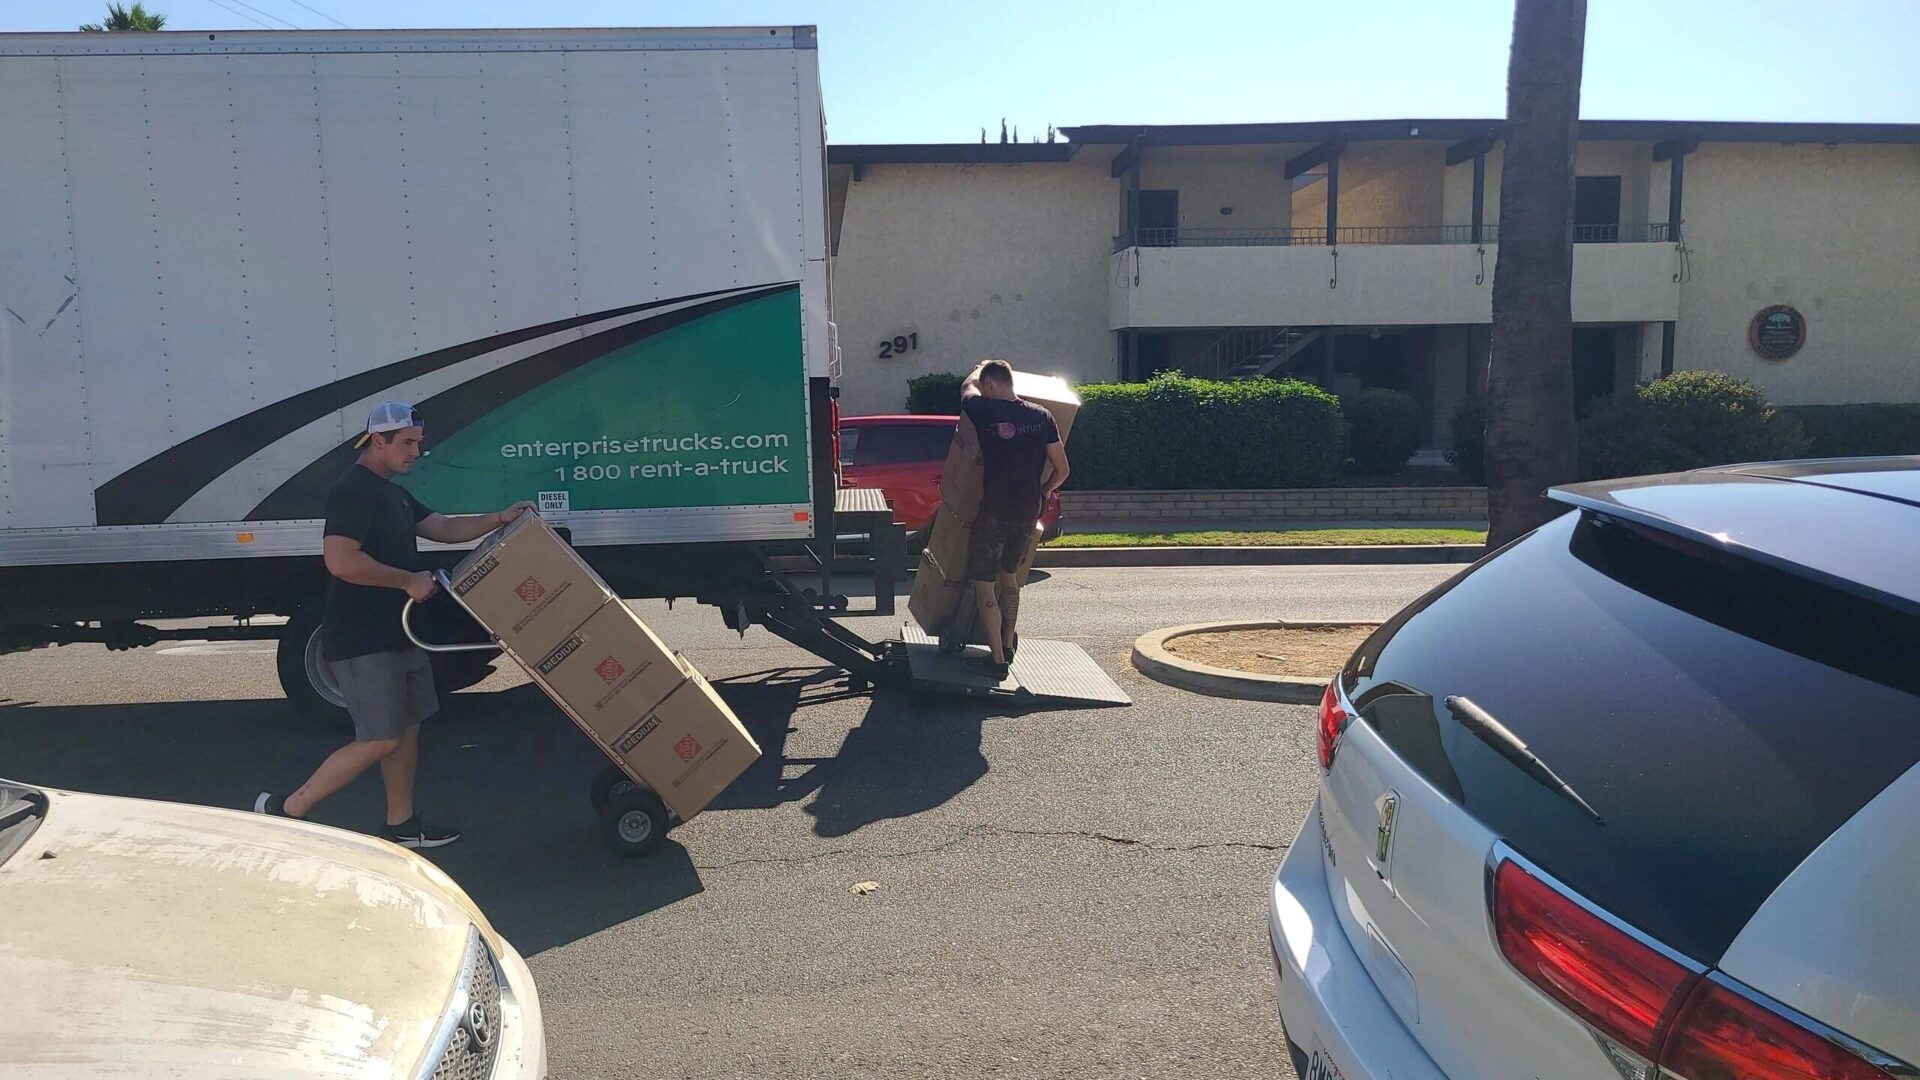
[909,373,1082,647]
[446,514,761,820]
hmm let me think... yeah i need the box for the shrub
[1069,373,1347,489]
[1446,394,1488,484]
[1341,388,1425,474]
[1576,370,1808,480]
[905,372,964,415]
[1781,403,1920,458]
[1575,396,1696,481]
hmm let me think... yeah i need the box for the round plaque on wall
[1748,305,1807,361]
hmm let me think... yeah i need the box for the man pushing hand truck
[254,401,533,848]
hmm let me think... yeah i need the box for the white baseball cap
[353,400,421,448]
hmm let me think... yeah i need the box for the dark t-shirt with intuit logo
[322,465,435,661]
[962,395,1060,523]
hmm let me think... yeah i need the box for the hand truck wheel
[599,785,671,858]
[589,763,639,815]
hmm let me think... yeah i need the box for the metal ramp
[900,623,1131,706]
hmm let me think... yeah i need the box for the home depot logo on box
[595,656,625,684]
[515,577,546,604]
[674,734,702,762]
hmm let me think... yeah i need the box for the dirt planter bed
[1130,620,1378,703]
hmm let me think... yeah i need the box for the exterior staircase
[1187,326,1324,380]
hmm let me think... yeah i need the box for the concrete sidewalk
[1058,518,1487,534]
[1032,518,1488,567]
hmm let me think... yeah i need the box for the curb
[1035,544,1481,568]
[1131,620,1375,703]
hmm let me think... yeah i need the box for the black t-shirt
[321,465,435,661]
[962,395,1060,522]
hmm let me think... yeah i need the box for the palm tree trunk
[1484,0,1587,548]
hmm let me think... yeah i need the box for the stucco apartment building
[825,119,1920,450]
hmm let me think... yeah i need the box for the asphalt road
[0,564,1457,1079]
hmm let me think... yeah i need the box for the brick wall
[1058,487,1487,526]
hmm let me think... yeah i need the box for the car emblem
[1375,791,1400,865]
[463,999,495,1050]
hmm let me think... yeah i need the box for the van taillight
[1316,682,1349,770]
[1492,859,1695,1061]
[1493,858,1906,1079]
[1662,979,1900,1080]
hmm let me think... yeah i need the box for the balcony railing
[1114,222,1672,252]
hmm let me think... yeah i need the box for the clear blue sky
[6,0,1916,143]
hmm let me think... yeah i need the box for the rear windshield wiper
[1444,696,1604,825]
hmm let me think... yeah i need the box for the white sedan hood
[0,789,475,1078]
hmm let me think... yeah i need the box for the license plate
[1304,1042,1347,1080]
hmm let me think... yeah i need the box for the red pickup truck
[838,414,1063,543]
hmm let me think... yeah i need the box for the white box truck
[0,26,897,726]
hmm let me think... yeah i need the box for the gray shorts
[329,647,438,742]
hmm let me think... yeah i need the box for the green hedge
[1576,371,1807,480]
[1781,403,1920,458]
[1449,372,1817,484]
[1341,388,1425,474]
[1070,373,1347,489]
[1447,394,1489,483]
[905,372,964,415]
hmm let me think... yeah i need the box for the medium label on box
[615,714,662,755]
[454,553,499,595]
[537,634,583,675]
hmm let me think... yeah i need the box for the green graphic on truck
[405,290,810,513]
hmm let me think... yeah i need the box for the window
[1343,511,1920,959]
[837,427,859,467]
[852,424,953,466]
[1574,176,1622,243]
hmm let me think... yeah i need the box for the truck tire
[277,600,353,735]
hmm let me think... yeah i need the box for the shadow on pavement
[0,690,702,956]
[704,666,998,840]
[0,666,1019,949]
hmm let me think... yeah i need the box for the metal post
[1325,151,1340,243]
[1667,151,1684,244]
[1661,322,1676,377]
[1127,136,1143,249]
[1471,152,1486,244]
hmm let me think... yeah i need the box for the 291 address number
[878,332,918,359]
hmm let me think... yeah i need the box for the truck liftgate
[739,489,1130,708]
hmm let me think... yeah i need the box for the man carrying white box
[958,360,1072,678]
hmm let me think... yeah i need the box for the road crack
[692,824,1288,871]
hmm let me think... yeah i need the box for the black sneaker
[381,815,461,849]
[252,792,289,817]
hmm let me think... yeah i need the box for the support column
[1471,152,1487,244]
[1127,136,1143,249]
[1325,152,1340,243]
[1654,138,1696,243]
[1667,152,1684,243]
[1284,139,1346,245]
[1661,322,1676,377]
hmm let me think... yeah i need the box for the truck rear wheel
[277,600,353,735]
